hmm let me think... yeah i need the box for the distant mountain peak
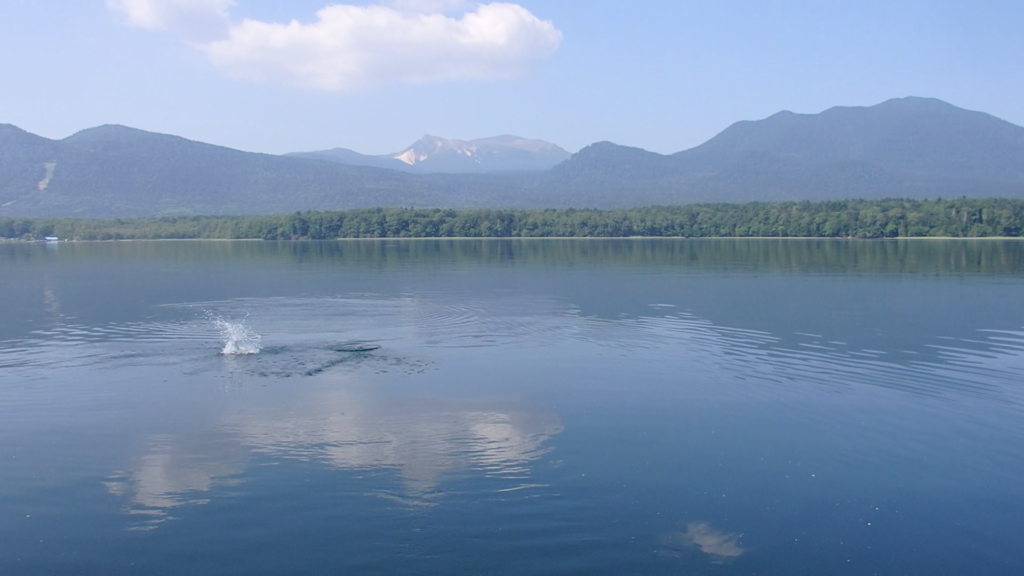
[377,134,571,171]
[581,141,643,151]
[394,135,471,165]
[63,124,173,146]
[878,95,956,108]
[0,123,31,134]
[68,124,145,136]
[290,133,570,173]
[487,134,526,143]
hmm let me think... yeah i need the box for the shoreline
[5,236,1024,243]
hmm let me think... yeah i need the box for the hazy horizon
[6,95,1019,159]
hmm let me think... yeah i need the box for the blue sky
[2,1,1022,155]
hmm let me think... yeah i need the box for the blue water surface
[1,239,1023,575]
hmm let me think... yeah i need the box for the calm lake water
[2,239,1024,575]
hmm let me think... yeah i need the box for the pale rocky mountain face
[392,135,570,171]
[289,134,572,174]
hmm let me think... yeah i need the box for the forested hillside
[547,98,1024,203]
[4,199,1021,240]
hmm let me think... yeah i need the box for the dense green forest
[2,198,1023,241]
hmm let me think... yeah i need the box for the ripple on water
[2,296,1022,407]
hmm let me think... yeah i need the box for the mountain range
[289,134,571,173]
[1,97,1022,218]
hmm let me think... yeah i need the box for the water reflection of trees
[7,238,1024,276]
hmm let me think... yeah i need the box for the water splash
[208,313,261,355]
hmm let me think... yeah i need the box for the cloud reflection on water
[658,522,746,563]
[104,434,245,528]
[105,391,562,525]
[228,391,562,497]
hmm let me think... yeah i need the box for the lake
[2,239,1023,575]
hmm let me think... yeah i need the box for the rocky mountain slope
[290,134,571,174]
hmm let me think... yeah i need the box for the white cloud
[107,1,562,91]
[107,0,234,43]
[378,0,471,13]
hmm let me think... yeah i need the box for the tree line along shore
[3,198,1023,241]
